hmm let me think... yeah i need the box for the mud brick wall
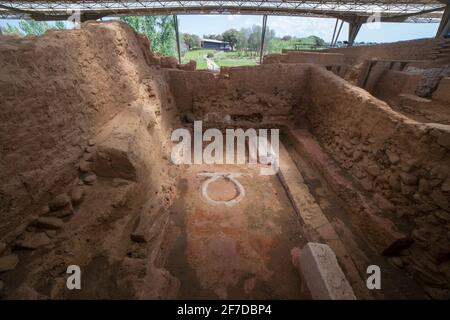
[167,64,310,126]
[433,77,450,104]
[264,52,345,66]
[371,70,421,99]
[325,38,437,64]
[371,71,450,104]
[0,22,160,239]
[306,66,450,295]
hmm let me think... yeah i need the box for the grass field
[214,58,257,67]
[181,49,214,70]
[213,51,257,68]
[182,49,258,70]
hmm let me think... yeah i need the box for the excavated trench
[1,22,449,300]
[166,162,309,299]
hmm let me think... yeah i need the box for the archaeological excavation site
[0,1,450,302]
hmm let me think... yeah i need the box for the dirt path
[204,55,220,72]
[166,164,309,299]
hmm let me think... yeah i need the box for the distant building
[201,38,232,51]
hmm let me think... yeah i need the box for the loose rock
[366,164,381,177]
[34,217,63,229]
[70,186,84,205]
[0,254,19,273]
[49,194,71,211]
[401,183,416,196]
[400,172,418,186]
[83,174,97,185]
[398,161,413,173]
[37,205,50,216]
[113,178,130,187]
[85,145,95,153]
[83,152,94,162]
[352,150,363,161]
[434,210,450,223]
[360,177,373,191]
[45,230,57,238]
[49,204,74,218]
[388,174,400,192]
[386,150,400,164]
[79,159,93,173]
[15,232,51,250]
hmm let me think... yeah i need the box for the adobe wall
[370,69,421,98]
[0,21,176,248]
[0,21,181,298]
[264,51,344,66]
[306,65,450,296]
[325,38,437,64]
[371,71,450,106]
[364,68,450,124]
[166,62,450,295]
[167,64,311,126]
[434,77,450,104]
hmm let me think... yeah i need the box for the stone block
[297,242,356,300]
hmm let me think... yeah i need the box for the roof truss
[0,1,447,23]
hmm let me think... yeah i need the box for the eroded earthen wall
[0,21,181,298]
[163,60,450,296]
[0,22,143,236]
[264,51,345,66]
[167,64,311,127]
[306,65,450,297]
[325,38,438,64]
[0,20,178,256]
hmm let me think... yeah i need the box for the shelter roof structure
[0,1,448,23]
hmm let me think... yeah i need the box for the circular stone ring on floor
[197,172,245,207]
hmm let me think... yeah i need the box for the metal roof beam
[0,1,445,24]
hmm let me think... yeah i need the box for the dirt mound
[0,21,180,299]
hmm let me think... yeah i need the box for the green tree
[1,20,66,36]
[157,16,176,56]
[222,28,241,50]
[120,16,176,57]
[247,25,261,52]
[54,21,66,30]
[18,20,50,36]
[203,34,223,41]
[235,28,248,51]
[183,33,201,50]
[2,24,22,35]
[238,25,276,56]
